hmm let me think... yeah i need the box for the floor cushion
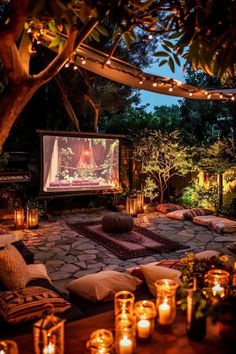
[0,243,28,290]
[102,212,134,233]
[210,218,236,233]
[140,263,181,296]
[166,209,192,220]
[192,215,222,227]
[0,286,71,324]
[183,208,213,220]
[156,203,184,214]
[66,270,142,302]
[0,234,19,247]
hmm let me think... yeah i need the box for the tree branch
[19,30,32,75]
[36,18,98,85]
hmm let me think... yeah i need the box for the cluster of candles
[0,340,18,354]
[87,278,179,353]
[14,207,39,230]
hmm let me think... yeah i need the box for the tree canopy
[0,0,235,153]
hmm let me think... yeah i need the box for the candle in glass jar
[212,283,224,297]
[158,298,171,325]
[43,342,55,354]
[119,336,133,354]
[137,319,151,339]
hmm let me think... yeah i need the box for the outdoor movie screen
[42,135,120,193]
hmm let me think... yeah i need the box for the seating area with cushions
[156,203,236,233]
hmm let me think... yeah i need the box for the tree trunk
[218,172,223,211]
[0,81,40,153]
[159,189,164,204]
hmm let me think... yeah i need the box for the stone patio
[3,210,236,296]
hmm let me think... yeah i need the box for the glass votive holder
[0,340,18,354]
[115,314,136,354]
[155,279,179,326]
[114,291,135,317]
[134,300,156,342]
[86,329,113,354]
[206,269,230,298]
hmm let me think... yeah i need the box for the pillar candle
[119,336,133,354]
[158,298,171,325]
[137,319,151,339]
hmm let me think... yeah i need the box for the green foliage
[180,179,218,210]
[26,200,44,217]
[133,130,193,203]
[143,176,159,201]
[180,252,228,289]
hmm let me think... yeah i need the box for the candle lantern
[155,279,179,326]
[33,311,65,354]
[27,207,39,229]
[115,291,135,317]
[136,191,144,214]
[134,300,156,342]
[86,329,113,354]
[14,207,25,229]
[126,196,138,217]
[115,314,136,354]
[0,340,18,354]
[206,269,230,298]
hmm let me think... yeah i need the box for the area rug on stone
[67,221,188,260]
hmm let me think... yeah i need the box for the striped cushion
[156,203,184,214]
[183,208,213,220]
[192,215,219,227]
[0,287,71,324]
[166,209,192,220]
[210,218,236,233]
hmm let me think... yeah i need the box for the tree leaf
[168,56,175,73]
[154,51,169,57]
[162,44,172,53]
[58,38,65,53]
[96,25,108,36]
[163,40,175,49]
[173,53,181,66]
[123,32,132,48]
[90,29,100,42]
[48,22,57,33]
[48,35,61,48]
[159,59,168,67]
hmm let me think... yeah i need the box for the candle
[158,298,171,325]
[43,342,55,354]
[137,319,151,338]
[119,336,133,354]
[212,283,225,297]
[0,350,6,354]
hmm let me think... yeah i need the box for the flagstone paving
[3,210,236,296]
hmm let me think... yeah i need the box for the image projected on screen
[43,135,120,193]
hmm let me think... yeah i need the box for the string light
[219,93,223,99]
[81,58,86,65]
[65,62,70,68]
[27,28,32,33]
[148,34,153,39]
[36,40,41,45]
[139,79,143,85]
[153,82,157,87]
[207,94,211,99]
[189,92,193,96]
[231,96,235,101]
[73,65,78,70]
[204,91,208,95]
[106,59,111,65]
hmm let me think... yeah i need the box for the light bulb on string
[73,65,78,70]
[231,96,235,101]
[148,34,153,40]
[81,58,86,65]
[220,93,223,99]
[153,82,157,87]
[189,92,193,97]
[207,94,211,99]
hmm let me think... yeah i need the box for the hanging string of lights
[27,24,236,101]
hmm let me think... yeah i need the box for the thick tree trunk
[0,81,40,153]
[159,190,164,204]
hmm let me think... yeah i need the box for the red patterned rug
[67,221,188,260]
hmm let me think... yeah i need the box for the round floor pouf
[102,212,134,233]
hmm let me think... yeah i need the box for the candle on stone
[212,283,225,297]
[137,319,151,339]
[119,336,133,354]
[158,298,171,325]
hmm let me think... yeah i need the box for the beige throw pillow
[66,270,142,302]
[26,264,52,285]
[140,263,181,296]
[0,243,28,290]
